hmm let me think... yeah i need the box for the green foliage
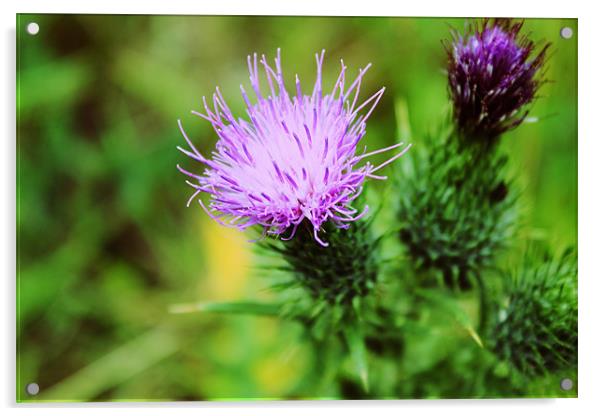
[398,132,518,289]
[492,248,578,377]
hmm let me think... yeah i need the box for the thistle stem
[475,271,489,339]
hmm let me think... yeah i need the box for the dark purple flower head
[446,19,549,139]
[178,50,410,246]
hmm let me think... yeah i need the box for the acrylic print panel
[16,14,577,402]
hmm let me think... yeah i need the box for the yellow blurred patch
[199,215,251,299]
[252,340,308,395]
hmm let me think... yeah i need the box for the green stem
[476,272,489,339]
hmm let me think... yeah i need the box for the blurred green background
[16,14,577,401]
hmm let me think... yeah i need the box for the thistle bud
[398,140,517,289]
[492,249,577,377]
[445,19,549,141]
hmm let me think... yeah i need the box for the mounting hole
[560,27,573,39]
[560,378,574,391]
[26,22,40,36]
[25,382,40,396]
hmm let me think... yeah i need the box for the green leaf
[415,288,484,348]
[168,301,282,317]
[343,326,369,392]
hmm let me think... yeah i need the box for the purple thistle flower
[446,19,549,139]
[177,49,410,246]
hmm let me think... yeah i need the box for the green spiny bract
[492,248,577,377]
[260,217,381,336]
[282,220,378,305]
[398,137,517,289]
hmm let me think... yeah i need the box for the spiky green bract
[283,221,378,304]
[260,218,380,331]
[398,136,517,289]
[492,248,577,377]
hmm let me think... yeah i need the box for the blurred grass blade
[394,97,412,142]
[169,301,282,317]
[38,326,178,401]
[393,97,416,178]
[343,326,369,392]
[416,288,484,348]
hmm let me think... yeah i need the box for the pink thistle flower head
[177,49,410,246]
